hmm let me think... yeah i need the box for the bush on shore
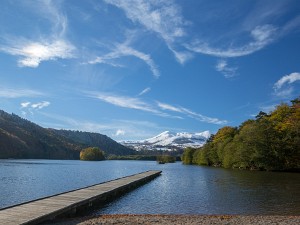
[80,147,105,161]
[157,155,176,164]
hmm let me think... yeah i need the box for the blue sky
[0,0,300,141]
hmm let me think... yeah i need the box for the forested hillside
[51,129,136,156]
[182,98,300,171]
[0,110,135,159]
[0,110,80,159]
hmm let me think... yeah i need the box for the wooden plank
[0,170,161,225]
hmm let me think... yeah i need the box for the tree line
[182,98,300,171]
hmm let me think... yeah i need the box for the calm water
[0,159,299,215]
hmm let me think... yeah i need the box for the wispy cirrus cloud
[102,0,300,72]
[104,0,186,42]
[88,92,158,113]
[157,102,182,113]
[20,101,50,116]
[274,72,300,90]
[138,87,151,96]
[104,0,190,64]
[85,91,226,124]
[85,91,182,118]
[185,25,277,58]
[0,87,43,98]
[167,45,193,64]
[273,72,300,98]
[0,1,75,67]
[88,40,159,78]
[88,57,124,68]
[157,102,227,125]
[103,1,299,68]
[215,59,238,78]
[39,0,68,36]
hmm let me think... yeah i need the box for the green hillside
[0,110,135,159]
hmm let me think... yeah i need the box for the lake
[0,159,299,215]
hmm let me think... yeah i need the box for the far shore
[45,214,300,225]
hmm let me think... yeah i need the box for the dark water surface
[0,159,299,215]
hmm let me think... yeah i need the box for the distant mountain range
[0,110,135,159]
[121,131,210,151]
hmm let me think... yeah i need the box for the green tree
[80,147,105,161]
[231,121,259,169]
[182,97,300,171]
[192,144,210,165]
[182,147,196,164]
[156,155,176,164]
[211,126,237,166]
[286,98,300,169]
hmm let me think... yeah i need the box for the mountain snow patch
[121,131,210,151]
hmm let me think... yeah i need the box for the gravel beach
[46,214,300,225]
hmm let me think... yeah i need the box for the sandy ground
[45,214,300,225]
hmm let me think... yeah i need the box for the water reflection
[95,163,300,215]
[0,160,299,215]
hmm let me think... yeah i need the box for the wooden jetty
[0,170,161,225]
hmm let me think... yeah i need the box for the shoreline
[45,214,300,225]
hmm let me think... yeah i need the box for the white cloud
[274,72,300,90]
[21,102,31,108]
[88,57,124,68]
[21,101,50,109]
[168,44,193,64]
[88,41,159,78]
[103,0,298,66]
[104,0,186,42]
[90,92,158,113]
[274,88,294,98]
[86,92,226,124]
[181,107,227,125]
[273,72,300,98]
[31,101,50,109]
[2,40,75,68]
[0,87,43,98]
[215,60,227,71]
[251,25,276,42]
[185,24,277,58]
[117,44,159,78]
[138,87,151,96]
[157,101,227,125]
[86,92,181,119]
[157,102,183,113]
[104,0,189,64]
[20,101,50,117]
[41,0,68,36]
[0,1,76,67]
[215,59,238,78]
[281,15,300,34]
[115,129,125,136]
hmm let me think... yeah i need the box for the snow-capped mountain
[121,131,210,151]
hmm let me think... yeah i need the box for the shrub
[157,155,176,164]
[80,147,105,161]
